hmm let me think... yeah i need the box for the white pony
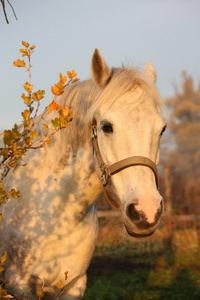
[0,49,166,299]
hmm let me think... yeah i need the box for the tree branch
[1,0,18,24]
[1,0,9,23]
[7,0,17,20]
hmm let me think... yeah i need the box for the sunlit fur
[0,50,166,299]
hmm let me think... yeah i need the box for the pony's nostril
[159,199,164,214]
[126,203,140,222]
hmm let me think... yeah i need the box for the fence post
[165,167,172,215]
[164,167,173,248]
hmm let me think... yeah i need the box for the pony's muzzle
[124,198,164,238]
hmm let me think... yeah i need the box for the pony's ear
[144,62,156,84]
[91,49,111,87]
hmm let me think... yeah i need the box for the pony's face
[91,49,166,238]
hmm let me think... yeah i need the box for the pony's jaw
[124,226,155,238]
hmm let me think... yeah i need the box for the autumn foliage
[0,40,79,298]
[0,41,78,220]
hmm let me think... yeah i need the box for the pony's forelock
[86,67,163,123]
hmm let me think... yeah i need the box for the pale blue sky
[0,0,199,129]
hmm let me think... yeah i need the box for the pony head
[90,49,166,238]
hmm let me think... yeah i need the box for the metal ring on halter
[92,125,97,138]
[101,165,109,186]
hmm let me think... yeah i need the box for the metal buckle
[92,124,97,138]
[101,165,109,186]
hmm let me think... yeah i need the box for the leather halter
[92,121,159,210]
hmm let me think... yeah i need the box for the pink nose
[126,199,164,229]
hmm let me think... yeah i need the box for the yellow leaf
[71,78,79,84]
[51,85,60,96]
[67,71,72,79]
[0,285,7,297]
[13,59,26,68]
[64,271,68,281]
[48,100,60,113]
[1,252,7,264]
[31,129,38,139]
[51,73,67,96]
[46,138,51,145]
[20,49,28,57]
[32,90,45,101]
[67,70,77,79]
[59,106,70,117]
[30,45,36,50]
[59,73,67,84]
[42,123,49,130]
[22,41,29,48]
[51,84,64,96]
[21,109,30,119]
[21,93,32,105]
[0,214,2,222]
[24,98,31,105]
[37,290,44,298]
[0,266,4,272]
[56,280,64,289]
[71,70,77,78]
[7,189,20,199]
[7,191,12,197]
[24,82,33,93]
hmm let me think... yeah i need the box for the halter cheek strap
[92,121,159,210]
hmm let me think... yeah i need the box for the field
[83,215,200,300]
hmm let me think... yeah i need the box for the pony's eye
[102,123,113,133]
[160,125,167,137]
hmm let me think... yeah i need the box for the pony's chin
[125,225,155,238]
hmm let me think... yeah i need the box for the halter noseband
[92,121,159,210]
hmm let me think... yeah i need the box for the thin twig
[1,0,18,23]
[28,55,31,85]
[31,99,55,127]
[7,0,18,20]
[1,0,9,23]
[29,101,41,131]
[55,286,67,300]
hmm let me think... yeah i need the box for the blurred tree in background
[165,72,200,214]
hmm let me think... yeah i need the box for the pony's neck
[38,80,103,222]
[41,127,102,224]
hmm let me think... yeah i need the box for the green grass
[83,247,200,300]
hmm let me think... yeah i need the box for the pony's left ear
[91,49,111,88]
[144,62,157,84]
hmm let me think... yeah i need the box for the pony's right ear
[91,49,111,88]
[143,62,157,84]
